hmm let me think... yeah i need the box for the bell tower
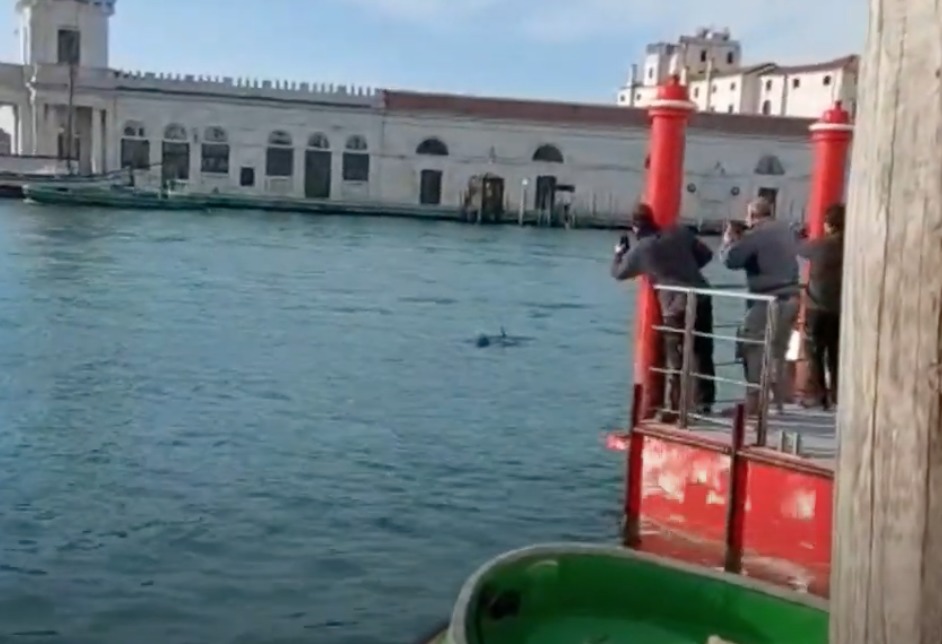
[16,0,116,68]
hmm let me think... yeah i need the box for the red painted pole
[793,102,853,402]
[634,76,695,417]
[806,102,853,238]
[623,384,644,547]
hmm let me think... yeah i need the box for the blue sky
[0,0,865,102]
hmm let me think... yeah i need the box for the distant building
[0,3,830,227]
[617,27,858,119]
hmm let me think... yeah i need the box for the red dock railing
[610,285,835,597]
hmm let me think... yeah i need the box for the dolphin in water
[473,327,530,348]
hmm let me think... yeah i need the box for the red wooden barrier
[613,385,834,596]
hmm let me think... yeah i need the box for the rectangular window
[342,152,369,182]
[57,132,80,160]
[120,139,150,169]
[265,149,293,177]
[201,143,230,174]
[240,167,255,187]
[161,142,190,182]
[57,28,80,65]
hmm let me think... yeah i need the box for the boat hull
[444,543,828,643]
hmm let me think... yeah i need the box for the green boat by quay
[420,544,828,644]
[21,182,472,221]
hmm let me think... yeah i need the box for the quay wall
[2,64,816,226]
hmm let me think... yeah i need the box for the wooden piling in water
[830,0,942,641]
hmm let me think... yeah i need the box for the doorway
[757,186,778,212]
[535,175,557,212]
[481,174,505,222]
[419,169,442,205]
[304,150,331,198]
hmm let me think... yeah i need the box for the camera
[726,220,748,236]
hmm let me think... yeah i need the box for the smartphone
[619,234,630,248]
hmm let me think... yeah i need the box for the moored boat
[440,543,827,643]
[20,181,468,221]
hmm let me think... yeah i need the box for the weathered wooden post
[830,0,942,641]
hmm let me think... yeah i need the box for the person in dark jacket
[611,203,716,413]
[719,197,800,414]
[798,203,844,409]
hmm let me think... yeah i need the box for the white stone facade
[618,28,858,120]
[0,1,828,226]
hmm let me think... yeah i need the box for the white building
[0,1,830,225]
[617,27,858,120]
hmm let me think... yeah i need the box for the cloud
[340,0,865,63]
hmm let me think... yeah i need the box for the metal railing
[649,284,779,445]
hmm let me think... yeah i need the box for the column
[634,75,695,417]
[90,107,102,174]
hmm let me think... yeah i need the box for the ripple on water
[0,208,694,642]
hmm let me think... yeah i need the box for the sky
[0,0,866,103]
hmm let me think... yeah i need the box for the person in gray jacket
[719,197,800,414]
[611,203,716,413]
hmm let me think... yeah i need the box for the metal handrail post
[755,299,777,446]
[677,292,698,428]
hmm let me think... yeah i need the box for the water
[0,204,738,643]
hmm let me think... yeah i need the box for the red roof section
[381,90,816,138]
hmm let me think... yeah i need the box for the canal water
[0,204,739,644]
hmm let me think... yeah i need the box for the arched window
[266,129,294,177]
[754,154,785,176]
[342,134,369,182]
[163,124,188,141]
[416,137,448,156]
[120,119,150,170]
[761,100,772,115]
[532,144,563,163]
[201,126,229,175]
[122,120,146,139]
[307,132,330,149]
[345,135,368,151]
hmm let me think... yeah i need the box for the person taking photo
[611,203,716,414]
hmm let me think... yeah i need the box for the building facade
[0,1,831,225]
[617,27,858,119]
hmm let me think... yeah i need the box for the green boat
[21,182,469,221]
[437,544,827,643]
[23,183,202,210]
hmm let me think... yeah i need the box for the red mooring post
[793,102,853,401]
[634,76,695,417]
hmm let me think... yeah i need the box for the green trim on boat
[446,544,828,643]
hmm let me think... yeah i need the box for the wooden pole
[830,0,942,641]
